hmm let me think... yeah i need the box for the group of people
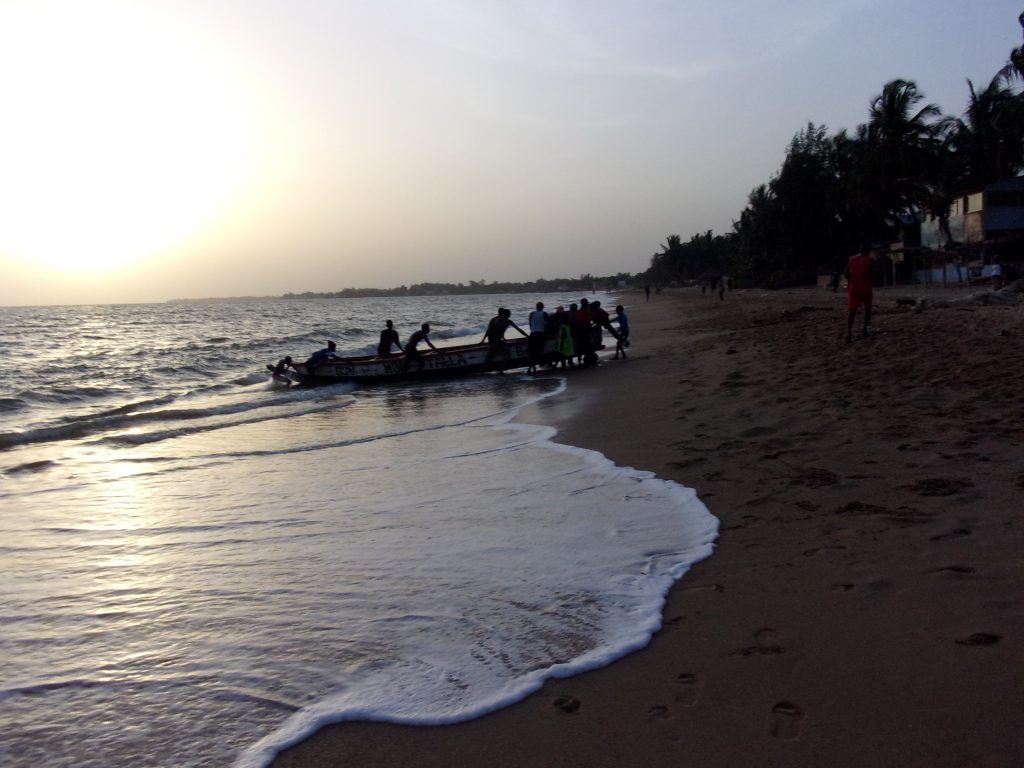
[700,276,730,300]
[377,319,440,370]
[278,301,632,380]
[481,299,630,374]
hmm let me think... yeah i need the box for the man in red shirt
[845,248,874,343]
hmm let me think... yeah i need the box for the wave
[0,673,224,701]
[99,401,353,448]
[2,459,59,475]
[20,385,126,405]
[0,386,355,450]
[0,397,28,412]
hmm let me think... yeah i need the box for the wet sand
[272,285,1024,768]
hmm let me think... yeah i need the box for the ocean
[0,293,718,768]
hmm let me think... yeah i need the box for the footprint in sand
[955,633,1001,647]
[754,627,783,653]
[730,627,783,656]
[905,477,975,497]
[930,527,972,542]
[647,704,671,721]
[679,583,724,594]
[931,565,976,575]
[553,696,581,714]
[790,467,840,488]
[769,701,805,740]
[674,673,702,707]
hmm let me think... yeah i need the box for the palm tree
[732,184,782,284]
[1001,11,1024,82]
[646,234,682,284]
[948,74,1024,188]
[859,79,943,229]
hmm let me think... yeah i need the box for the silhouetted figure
[404,323,438,372]
[268,356,293,386]
[526,302,547,374]
[613,305,630,359]
[377,320,402,356]
[845,250,873,343]
[482,308,526,374]
[305,341,337,375]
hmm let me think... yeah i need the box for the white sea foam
[237,424,716,767]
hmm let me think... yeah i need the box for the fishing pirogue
[274,337,567,385]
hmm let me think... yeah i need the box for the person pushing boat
[482,307,527,375]
[404,323,439,372]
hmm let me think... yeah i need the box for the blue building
[919,176,1024,282]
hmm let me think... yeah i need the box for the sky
[1,0,1022,305]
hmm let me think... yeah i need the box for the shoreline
[271,285,1024,767]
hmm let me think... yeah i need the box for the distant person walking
[644,285,651,302]
[404,323,439,372]
[377,320,402,356]
[845,248,874,343]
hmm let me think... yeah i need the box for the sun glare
[0,1,253,275]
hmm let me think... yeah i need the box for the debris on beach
[912,282,1023,312]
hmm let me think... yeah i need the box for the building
[922,176,1024,249]
[918,176,1024,282]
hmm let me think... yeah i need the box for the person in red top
[845,248,874,342]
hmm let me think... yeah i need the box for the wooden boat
[281,336,569,385]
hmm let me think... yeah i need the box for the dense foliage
[642,12,1024,288]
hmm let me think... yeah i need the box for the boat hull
[289,337,567,384]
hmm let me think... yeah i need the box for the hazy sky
[1,0,1021,305]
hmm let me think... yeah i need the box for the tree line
[644,12,1024,288]
[283,273,634,299]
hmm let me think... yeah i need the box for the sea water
[0,294,718,768]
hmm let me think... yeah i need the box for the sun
[0,1,253,275]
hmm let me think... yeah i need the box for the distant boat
[279,337,569,385]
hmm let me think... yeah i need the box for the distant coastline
[166,274,633,303]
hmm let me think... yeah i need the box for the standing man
[404,323,439,372]
[377,320,403,356]
[573,298,592,366]
[526,302,548,374]
[845,248,874,343]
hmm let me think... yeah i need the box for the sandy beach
[272,284,1024,768]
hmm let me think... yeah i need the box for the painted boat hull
[288,337,569,384]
